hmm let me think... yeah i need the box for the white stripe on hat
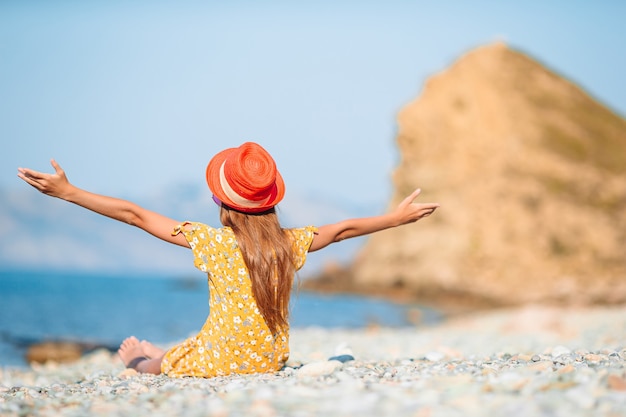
[219,162,271,209]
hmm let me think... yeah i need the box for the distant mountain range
[0,183,372,278]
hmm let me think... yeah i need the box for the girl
[17,142,439,377]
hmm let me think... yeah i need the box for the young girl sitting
[17,142,439,378]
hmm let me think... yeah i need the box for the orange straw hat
[206,142,285,213]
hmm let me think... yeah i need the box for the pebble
[607,374,626,391]
[551,345,571,358]
[0,305,625,417]
[328,354,355,363]
[424,352,445,362]
[297,360,343,377]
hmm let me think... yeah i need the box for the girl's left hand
[17,159,73,199]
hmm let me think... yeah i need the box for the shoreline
[300,269,514,317]
[1,304,625,416]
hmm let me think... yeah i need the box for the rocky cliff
[306,42,626,308]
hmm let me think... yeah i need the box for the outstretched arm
[308,188,439,252]
[17,159,190,248]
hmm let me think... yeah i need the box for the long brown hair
[220,206,295,335]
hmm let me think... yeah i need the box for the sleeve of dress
[290,226,318,271]
[172,221,217,273]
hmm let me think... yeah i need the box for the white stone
[297,360,342,378]
[334,343,354,357]
[551,345,571,358]
[425,352,445,362]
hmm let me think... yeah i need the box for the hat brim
[206,147,285,213]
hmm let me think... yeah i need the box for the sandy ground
[1,304,625,417]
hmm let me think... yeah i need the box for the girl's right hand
[391,188,440,226]
[309,187,439,252]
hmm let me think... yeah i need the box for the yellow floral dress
[161,222,317,378]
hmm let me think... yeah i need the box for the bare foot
[140,340,166,359]
[118,336,147,369]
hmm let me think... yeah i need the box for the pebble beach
[1,304,625,417]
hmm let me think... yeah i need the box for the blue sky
[2,1,625,206]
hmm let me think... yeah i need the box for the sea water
[0,270,440,368]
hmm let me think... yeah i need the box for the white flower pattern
[161,222,316,378]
